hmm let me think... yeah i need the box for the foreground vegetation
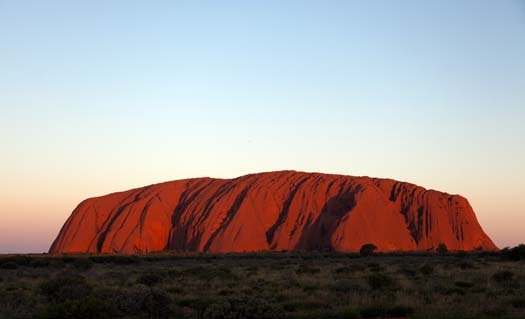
[1,246,524,319]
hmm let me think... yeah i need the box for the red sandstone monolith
[50,171,497,254]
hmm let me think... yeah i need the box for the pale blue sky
[0,1,524,253]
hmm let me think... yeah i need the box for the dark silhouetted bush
[29,258,51,268]
[502,244,525,261]
[282,300,328,312]
[360,244,377,257]
[182,266,237,281]
[0,261,18,269]
[137,273,163,286]
[203,296,285,319]
[455,281,475,289]
[333,266,352,274]
[483,305,507,318]
[443,287,466,296]
[73,258,94,271]
[1,255,31,267]
[110,285,172,318]
[360,305,385,318]
[492,270,514,283]
[511,298,525,309]
[367,262,385,272]
[59,255,77,263]
[41,295,114,319]
[360,305,413,318]
[40,273,92,302]
[398,266,417,277]
[295,264,321,275]
[367,273,395,290]
[388,305,415,317]
[112,285,150,315]
[437,243,448,254]
[458,261,475,269]
[420,264,434,275]
[295,308,358,319]
[334,279,361,293]
[1,289,36,318]
[336,307,359,319]
[89,255,140,265]
[454,250,468,258]
[349,263,366,272]
[142,288,173,318]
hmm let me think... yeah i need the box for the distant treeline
[1,244,524,268]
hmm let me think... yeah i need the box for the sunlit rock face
[50,171,497,254]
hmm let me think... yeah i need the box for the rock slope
[50,171,497,254]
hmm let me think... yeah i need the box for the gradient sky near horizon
[1,1,524,253]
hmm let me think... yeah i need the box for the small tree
[437,243,448,254]
[504,244,525,261]
[360,244,377,257]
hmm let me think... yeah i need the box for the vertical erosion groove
[265,177,310,248]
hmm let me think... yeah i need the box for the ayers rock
[50,171,497,254]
